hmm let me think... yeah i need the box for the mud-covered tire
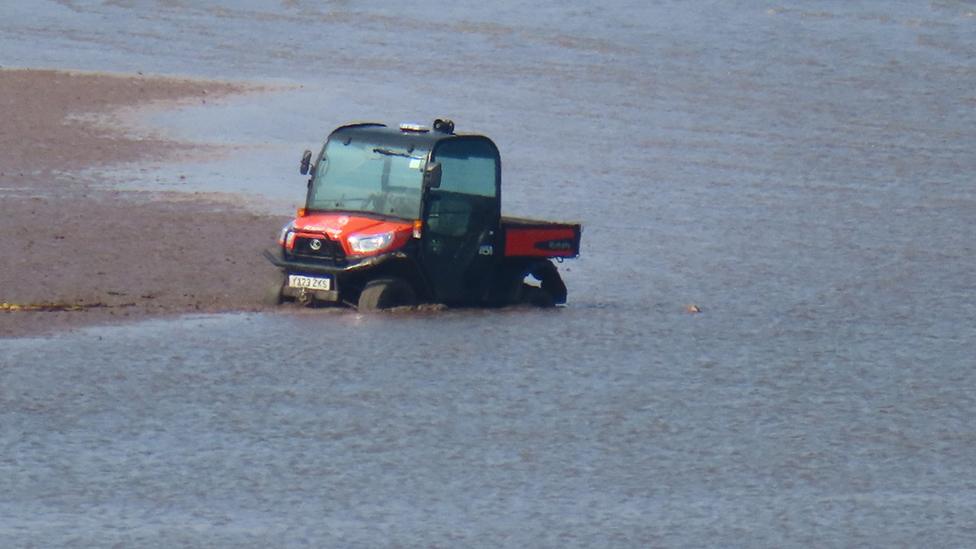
[357,277,417,311]
[263,270,287,306]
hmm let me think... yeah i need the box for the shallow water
[3,1,976,546]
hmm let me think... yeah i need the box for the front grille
[291,236,345,262]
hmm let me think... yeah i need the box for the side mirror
[423,161,442,189]
[299,150,312,175]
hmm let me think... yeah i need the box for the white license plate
[288,274,332,291]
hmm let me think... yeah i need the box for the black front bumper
[264,246,426,304]
[266,246,396,303]
[263,246,396,275]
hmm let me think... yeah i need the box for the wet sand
[0,69,288,338]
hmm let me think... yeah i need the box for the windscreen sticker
[409,159,422,170]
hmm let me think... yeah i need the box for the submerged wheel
[497,260,567,307]
[519,284,556,308]
[263,270,287,306]
[357,277,417,311]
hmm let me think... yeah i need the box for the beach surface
[0,69,287,338]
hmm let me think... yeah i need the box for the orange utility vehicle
[264,119,581,310]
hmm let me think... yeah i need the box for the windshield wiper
[372,147,417,159]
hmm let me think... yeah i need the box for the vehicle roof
[327,122,494,151]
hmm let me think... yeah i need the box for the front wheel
[357,277,417,311]
[263,270,287,306]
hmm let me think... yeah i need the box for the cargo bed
[500,216,581,258]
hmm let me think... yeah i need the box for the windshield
[308,137,427,220]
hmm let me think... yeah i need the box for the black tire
[357,277,417,311]
[519,284,556,308]
[263,270,287,306]
[496,260,566,307]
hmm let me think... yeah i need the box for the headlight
[278,221,295,245]
[348,231,395,254]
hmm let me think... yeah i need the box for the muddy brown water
[3,2,976,546]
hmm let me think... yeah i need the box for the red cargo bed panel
[502,218,581,258]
